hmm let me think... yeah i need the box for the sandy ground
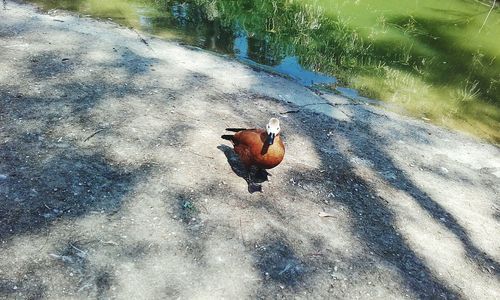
[0,1,499,299]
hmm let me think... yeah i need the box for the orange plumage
[222,118,285,171]
[232,129,285,169]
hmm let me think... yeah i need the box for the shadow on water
[380,15,499,101]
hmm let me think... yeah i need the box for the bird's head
[265,118,281,145]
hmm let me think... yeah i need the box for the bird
[221,118,285,182]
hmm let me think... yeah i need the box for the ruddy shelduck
[222,118,285,177]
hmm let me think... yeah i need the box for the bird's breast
[252,139,285,169]
[232,129,285,169]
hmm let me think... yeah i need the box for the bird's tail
[225,128,247,132]
[221,134,234,141]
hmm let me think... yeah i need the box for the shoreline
[22,0,500,144]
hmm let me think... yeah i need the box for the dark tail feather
[221,134,234,141]
[225,128,247,132]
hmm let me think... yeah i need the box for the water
[234,32,336,86]
[28,0,500,142]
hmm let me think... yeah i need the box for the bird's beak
[266,133,275,145]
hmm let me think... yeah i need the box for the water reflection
[234,31,335,87]
[27,0,500,142]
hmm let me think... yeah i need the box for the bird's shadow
[217,144,270,193]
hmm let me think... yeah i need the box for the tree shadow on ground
[279,114,462,299]
[217,91,497,298]
[0,146,144,239]
[282,101,499,295]
[0,47,156,240]
[346,112,500,278]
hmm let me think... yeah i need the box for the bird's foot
[248,182,263,193]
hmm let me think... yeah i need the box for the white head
[265,118,281,145]
[266,118,281,135]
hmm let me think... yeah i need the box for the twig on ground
[132,28,154,51]
[77,283,93,292]
[102,240,119,246]
[199,202,209,214]
[69,243,87,255]
[186,149,214,159]
[281,109,301,114]
[280,101,364,114]
[83,128,106,142]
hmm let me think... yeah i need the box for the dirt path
[1,2,499,299]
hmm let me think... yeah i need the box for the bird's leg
[253,168,270,183]
[245,166,262,193]
[246,166,255,184]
